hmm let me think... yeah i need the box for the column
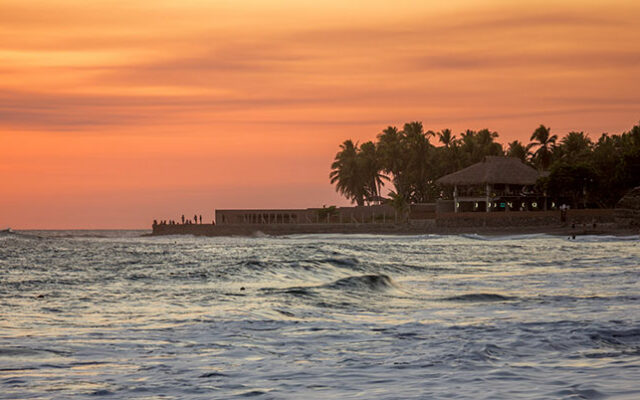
[486,183,490,213]
[454,185,458,213]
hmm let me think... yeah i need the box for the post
[486,183,490,213]
[454,185,458,213]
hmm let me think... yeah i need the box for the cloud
[1,1,639,133]
[0,87,396,131]
[412,50,640,71]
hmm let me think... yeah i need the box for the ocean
[1,230,639,399]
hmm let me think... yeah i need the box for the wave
[321,274,397,291]
[0,230,42,240]
[317,257,360,268]
[47,233,110,239]
[444,293,515,302]
[249,230,271,238]
[589,327,640,347]
[460,233,551,241]
[284,233,445,241]
[35,230,148,239]
[567,234,640,242]
[261,274,398,299]
[0,346,69,357]
[535,294,640,303]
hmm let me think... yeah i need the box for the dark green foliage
[375,122,436,203]
[529,124,557,171]
[545,163,597,208]
[330,121,640,208]
[317,206,338,221]
[506,140,530,162]
[586,127,640,207]
[329,139,387,206]
[385,191,409,222]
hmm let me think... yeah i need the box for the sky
[2,0,640,229]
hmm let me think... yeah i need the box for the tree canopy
[330,122,640,208]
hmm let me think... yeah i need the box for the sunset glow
[2,0,640,228]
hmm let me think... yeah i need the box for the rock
[615,186,640,227]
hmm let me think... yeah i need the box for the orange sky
[2,0,640,228]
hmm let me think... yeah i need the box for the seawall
[435,209,614,228]
[151,222,435,236]
[150,209,621,237]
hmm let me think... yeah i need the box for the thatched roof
[437,156,540,186]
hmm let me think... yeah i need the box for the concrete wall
[436,199,455,213]
[152,222,432,236]
[215,209,311,225]
[214,204,434,225]
[151,209,615,236]
[409,203,436,219]
[615,186,640,227]
[435,209,614,228]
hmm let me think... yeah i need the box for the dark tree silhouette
[330,121,640,209]
[330,140,366,206]
[506,140,530,163]
[529,124,558,170]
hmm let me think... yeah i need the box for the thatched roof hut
[437,156,540,186]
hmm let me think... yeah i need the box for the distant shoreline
[7,225,637,238]
[148,222,637,238]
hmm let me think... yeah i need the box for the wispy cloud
[2,0,640,227]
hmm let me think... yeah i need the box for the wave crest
[323,274,396,292]
[444,293,515,302]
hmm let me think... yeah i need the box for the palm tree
[457,129,502,165]
[529,124,558,170]
[385,190,410,223]
[506,140,530,163]
[358,141,388,204]
[377,126,409,199]
[438,129,455,148]
[557,131,592,163]
[329,140,366,206]
[402,121,433,203]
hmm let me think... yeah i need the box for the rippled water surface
[1,230,639,399]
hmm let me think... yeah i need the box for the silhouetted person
[560,204,567,224]
[181,215,185,224]
[194,214,198,224]
[153,220,157,227]
[199,215,202,224]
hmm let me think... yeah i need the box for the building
[215,205,400,225]
[436,156,548,213]
[214,203,437,225]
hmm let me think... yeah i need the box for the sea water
[1,231,639,399]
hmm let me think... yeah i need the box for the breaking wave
[443,293,515,302]
[321,274,397,291]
